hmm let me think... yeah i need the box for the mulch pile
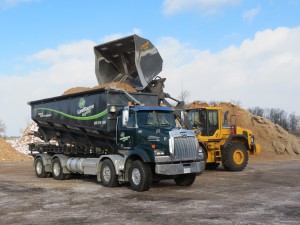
[63,82,137,95]
[0,138,32,161]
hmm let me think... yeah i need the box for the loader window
[187,109,207,135]
[207,110,218,136]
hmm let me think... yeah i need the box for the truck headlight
[198,147,203,154]
[154,150,165,156]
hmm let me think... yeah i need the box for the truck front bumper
[155,161,205,175]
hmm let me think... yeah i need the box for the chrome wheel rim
[132,168,141,186]
[36,161,43,174]
[53,162,60,176]
[102,166,111,182]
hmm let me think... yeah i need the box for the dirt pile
[193,102,300,160]
[63,82,137,95]
[0,138,32,161]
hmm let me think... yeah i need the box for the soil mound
[63,82,137,95]
[188,101,300,160]
[0,138,32,161]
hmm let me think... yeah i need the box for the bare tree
[289,113,298,133]
[178,81,190,106]
[0,118,6,137]
[248,107,264,117]
[266,108,289,130]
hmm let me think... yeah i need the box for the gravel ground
[0,159,300,225]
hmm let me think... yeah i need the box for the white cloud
[163,0,240,16]
[27,40,95,64]
[1,27,300,136]
[243,6,260,22]
[158,26,300,115]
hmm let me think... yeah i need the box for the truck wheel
[128,160,152,192]
[174,173,196,186]
[100,159,119,187]
[205,163,219,170]
[222,142,248,171]
[52,158,66,180]
[34,158,50,178]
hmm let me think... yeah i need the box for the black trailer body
[29,88,158,152]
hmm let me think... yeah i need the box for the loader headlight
[250,136,255,143]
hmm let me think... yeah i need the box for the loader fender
[222,134,249,150]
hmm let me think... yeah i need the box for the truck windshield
[137,110,176,127]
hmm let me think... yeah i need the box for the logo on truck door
[120,132,130,142]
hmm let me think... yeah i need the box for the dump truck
[29,35,205,192]
[184,104,261,171]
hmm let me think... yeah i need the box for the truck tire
[174,173,196,186]
[100,159,119,187]
[51,158,66,180]
[222,142,248,171]
[34,158,50,178]
[128,160,152,192]
[205,163,219,170]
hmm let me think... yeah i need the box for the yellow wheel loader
[185,106,261,171]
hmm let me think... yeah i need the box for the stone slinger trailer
[29,88,205,191]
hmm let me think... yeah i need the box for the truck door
[117,111,136,148]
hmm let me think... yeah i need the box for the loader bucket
[94,34,162,90]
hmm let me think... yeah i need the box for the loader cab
[187,108,221,137]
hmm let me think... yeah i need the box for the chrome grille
[173,136,198,160]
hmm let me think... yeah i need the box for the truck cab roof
[133,106,173,112]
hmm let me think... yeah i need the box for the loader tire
[222,142,248,171]
[100,159,119,187]
[128,160,152,192]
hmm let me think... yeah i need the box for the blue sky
[0,0,300,136]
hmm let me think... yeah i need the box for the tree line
[0,118,6,137]
[248,107,299,136]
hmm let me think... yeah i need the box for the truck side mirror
[122,110,129,127]
[180,110,185,125]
